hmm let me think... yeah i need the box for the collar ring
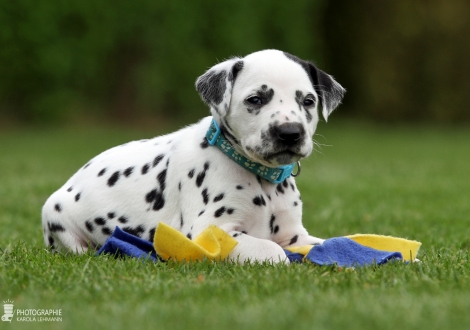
[291,161,301,177]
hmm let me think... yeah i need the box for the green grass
[1,120,469,330]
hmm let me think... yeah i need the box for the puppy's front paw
[308,236,325,246]
[228,233,290,264]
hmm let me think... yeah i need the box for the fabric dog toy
[97,223,421,266]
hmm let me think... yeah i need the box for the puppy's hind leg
[42,219,91,254]
[44,228,91,254]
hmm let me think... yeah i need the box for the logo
[2,299,62,323]
[2,300,14,322]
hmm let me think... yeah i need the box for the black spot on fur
[48,236,54,247]
[98,168,106,177]
[289,235,299,245]
[270,214,276,234]
[148,227,156,242]
[236,185,243,190]
[198,210,205,217]
[188,169,195,178]
[294,201,298,206]
[253,195,266,206]
[118,216,128,224]
[107,212,115,219]
[75,193,81,202]
[241,231,247,234]
[227,208,234,215]
[180,213,184,227]
[214,206,226,218]
[202,188,209,205]
[290,183,296,192]
[152,192,165,211]
[245,85,274,115]
[107,171,120,187]
[146,189,157,203]
[274,225,279,234]
[256,175,262,185]
[295,90,304,111]
[54,203,62,212]
[153,154,164,168]
[102,227,112,235]
[141,164,150,175]
[83,162,91,169]
[124,167,134,177]
[123,225,145,238]
[85,221,94,232]
[178,181,182,191]
[145,188,165,211]
[276,184,285,194]
[48,222,65,232]
[213,193,224,203]
[157,169,167,191]
[187,232,192,240]
[67,186,73,192]
[200,137,209,149]
[232,232,240,238]
[305,109,313,123]
[196,162,210,188]
[94,217,106,226]
[282,180,288,188]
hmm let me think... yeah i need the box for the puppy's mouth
[244,143,309,167]
[265,150,303,165]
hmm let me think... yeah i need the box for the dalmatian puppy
[42,49,345,263]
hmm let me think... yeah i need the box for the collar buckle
[271,163,295,184]
[207,119,221,145]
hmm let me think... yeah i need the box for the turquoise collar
[205,119,299,184]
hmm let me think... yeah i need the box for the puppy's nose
[274,123,304,146]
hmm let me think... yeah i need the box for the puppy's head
[196,49,345,167]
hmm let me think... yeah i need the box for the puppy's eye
[246,96,262,105]
[303,98,315,107]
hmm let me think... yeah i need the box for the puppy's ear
[196,58,244,119]
[283,52,345,121]
[308,65,346,122]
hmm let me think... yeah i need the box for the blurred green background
[0,0,469,126]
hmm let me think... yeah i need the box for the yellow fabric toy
[347,234,421,261]
[154,222,238,262]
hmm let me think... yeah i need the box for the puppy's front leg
[228,231,290,264]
